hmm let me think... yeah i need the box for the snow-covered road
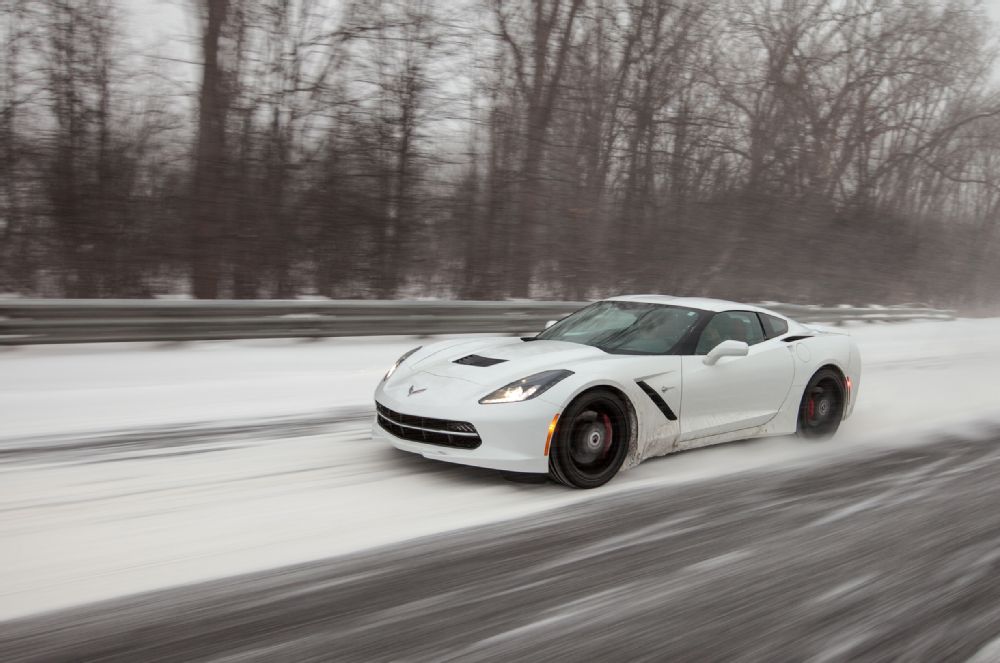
[0,336,417,440]
[9,433,1000,662]
[1,319,1000,620]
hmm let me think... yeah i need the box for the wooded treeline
[3,0,1000,305]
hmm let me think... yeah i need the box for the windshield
[536,301,707,355]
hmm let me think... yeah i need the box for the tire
[549,389,630,489]
[796,368,846,439]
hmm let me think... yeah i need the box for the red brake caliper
[601,413,613,458]
[807,398,815,419]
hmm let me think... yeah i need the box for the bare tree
[3,0,1000,307]
[491,0,585,297]
[191,0,229,298]
[0,0,33,292]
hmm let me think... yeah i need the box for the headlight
[383,346,422,382]
[479,369,574,404]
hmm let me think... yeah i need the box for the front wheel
[796,369,846,439]
[549,389,630,489]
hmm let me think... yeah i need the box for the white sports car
[372,295,861,488]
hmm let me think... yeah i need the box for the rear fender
[770,334,855,432]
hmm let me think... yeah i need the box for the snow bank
[0,336,421,440]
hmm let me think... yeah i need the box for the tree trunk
[191,0,229,299]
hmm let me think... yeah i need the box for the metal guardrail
[757,302,957,324]
[0,299,955,345]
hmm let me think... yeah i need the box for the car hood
[406,337,608,387]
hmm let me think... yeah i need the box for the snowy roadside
[0,336,421,441]
[2,318,998,444]
[1,318,999,620]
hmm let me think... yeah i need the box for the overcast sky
[125,0,198,99]
[124,0,1000,101]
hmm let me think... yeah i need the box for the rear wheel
[549,389,630,489]
[797,369,846,439]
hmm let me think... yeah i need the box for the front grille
[376,402,482,450]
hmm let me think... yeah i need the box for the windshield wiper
[592,310,657,352]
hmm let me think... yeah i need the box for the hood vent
[453,354,508,367]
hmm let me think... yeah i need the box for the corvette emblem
[408,385,427,396]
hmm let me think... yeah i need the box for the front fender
[537,367,679,470]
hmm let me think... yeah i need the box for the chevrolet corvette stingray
[372,295,861,488]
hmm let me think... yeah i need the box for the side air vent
[454,354,508,367]
[635,380,678,421]
[782,335,814,343]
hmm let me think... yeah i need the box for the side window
[758,313,789,339]
[695,311,766,354]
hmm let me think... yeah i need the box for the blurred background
[7,2,1000,661]
[3,0,1000,307]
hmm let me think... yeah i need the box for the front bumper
[372,387,558,474]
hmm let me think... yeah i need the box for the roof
[603,294,777,315]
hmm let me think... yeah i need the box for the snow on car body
[372,295,861,488]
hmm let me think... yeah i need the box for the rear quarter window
[759,313,789,339]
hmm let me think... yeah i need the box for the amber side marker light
[543,413,561,456]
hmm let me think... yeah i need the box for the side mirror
[703,340,749,366]
[544,319,558,329]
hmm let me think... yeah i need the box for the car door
[678,311,794,441]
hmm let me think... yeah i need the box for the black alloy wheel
[797,368,846,439]
[549,389,630,489]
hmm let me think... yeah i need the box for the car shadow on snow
[374,445,563,491]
